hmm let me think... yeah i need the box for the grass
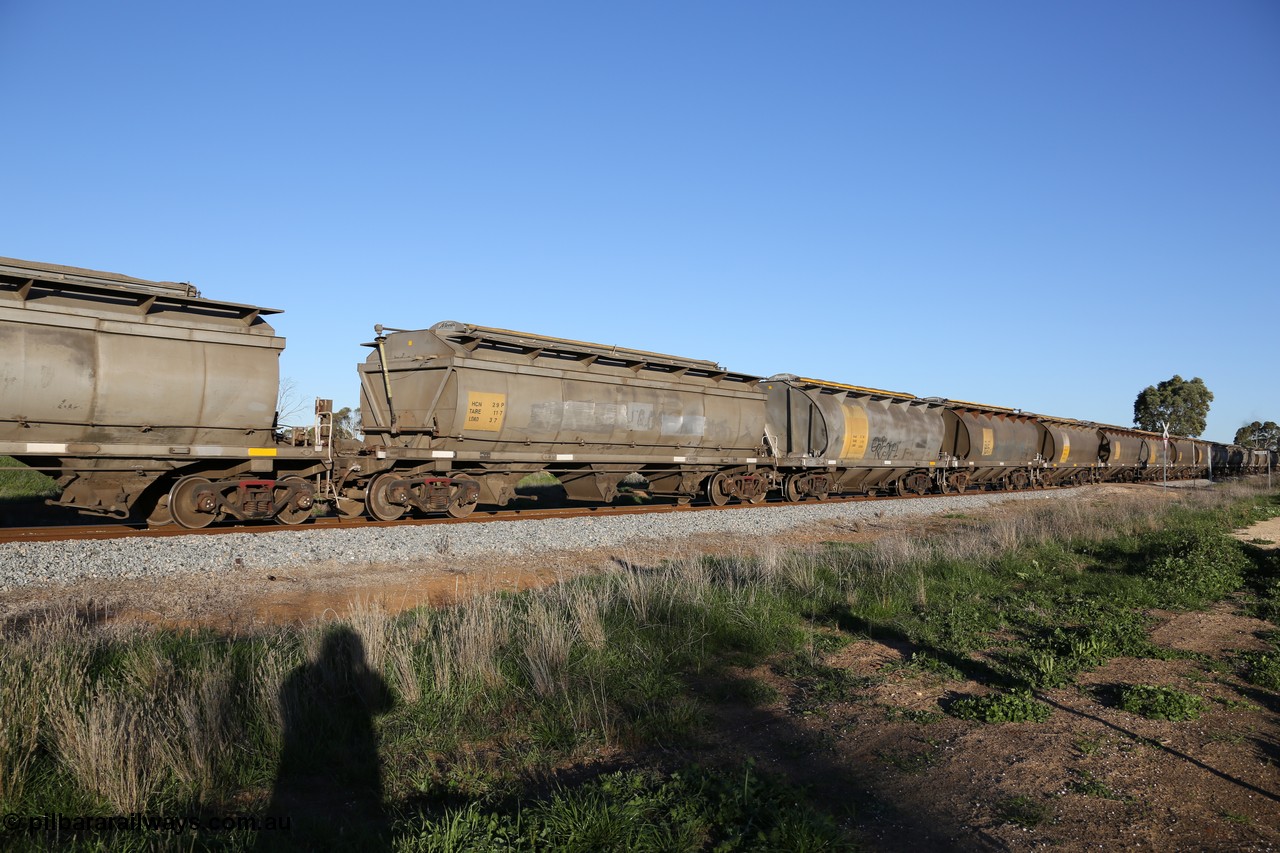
[1068,770,1121,800]
[1,482,1277,849]
[0,456,59,499]
[397,764,854,852]
[994,794,1052,829]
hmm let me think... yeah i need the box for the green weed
[1142,524,1250,609]
[897,651,965,681]
[775,657,875,716]
[883,706,946,725]
[1236,650,1280,692]
[1072,736,1105,757]
[948,690,1051,724]
[878,739,941,774]
[1117,685,1204,721]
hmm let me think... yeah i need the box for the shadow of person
[258,626,394,851]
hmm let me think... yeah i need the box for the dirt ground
[695,599,1279,851]
[2,484,1277,850]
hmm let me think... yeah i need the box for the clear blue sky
[3,2,1276,441]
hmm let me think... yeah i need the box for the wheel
[336,496,364,519]
[783,474,805,503]
[170,477,218,529]
[746,482,768,504]
[274,476,314,525]
[366,472,407,521]
[705,472,731,507]
[446,473,479,519]
[144,493,173,528]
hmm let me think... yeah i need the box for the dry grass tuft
[0,651,42,808]
[427,594,510,695]
[520,598,577,699]
[567,584,609,651]
[345,598,391,674]
[51,683,160,812]
[154,652,235,803]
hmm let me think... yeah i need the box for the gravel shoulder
[0,483,1181,631]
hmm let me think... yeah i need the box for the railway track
[0,487,1053,546]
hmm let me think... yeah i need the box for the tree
[334,406,362,440]
[275,377,305,425]
[1235,421,1280,451]
[1132,375,1213,436]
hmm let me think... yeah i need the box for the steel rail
[0,485,1091,546]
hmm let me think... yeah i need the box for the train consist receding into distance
[1,257,1273,528]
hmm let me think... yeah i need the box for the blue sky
[3,2,1277,440]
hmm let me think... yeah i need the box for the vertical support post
[374,326,398,436]
[1160,421,1168,490]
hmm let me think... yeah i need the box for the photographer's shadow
[259,627,394,851]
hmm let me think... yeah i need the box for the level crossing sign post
[1160,422,1169,490]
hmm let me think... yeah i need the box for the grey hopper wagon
[351,321,772,519]
[0,257,321,526]
[933,400,1043,490]
[763,376,946,498]
[1034,415,1103,486]
[1097,427,1148,481]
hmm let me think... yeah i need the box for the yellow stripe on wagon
[248,448,277,457]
